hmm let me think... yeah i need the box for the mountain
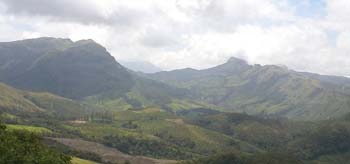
[0,37,133,99]
[0,37,201,111]
[149,57,350,120]
[119,60,163,73]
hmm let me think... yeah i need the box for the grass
[6,124,53,134]
[71,157,99,164]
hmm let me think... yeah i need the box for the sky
[1,0,350,76]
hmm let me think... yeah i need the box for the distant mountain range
[1,37,350,121]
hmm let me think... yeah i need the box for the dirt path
[51,138,177,164]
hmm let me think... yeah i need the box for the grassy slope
[0,83,43,113]
[24,92,86,119]
[6,124,53,134]
[0,82,86,120]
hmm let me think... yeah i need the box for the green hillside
[0,82,86,121]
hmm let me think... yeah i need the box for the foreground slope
[0,123,71,164]
[149,57,350,120]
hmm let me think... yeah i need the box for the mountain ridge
[149,57,350,120]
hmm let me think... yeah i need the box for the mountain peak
[74,39,97,45]
[226,57,248,65]
[208,57,250,73]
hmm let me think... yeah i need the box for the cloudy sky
[0,0,350,76]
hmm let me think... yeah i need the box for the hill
[149,57,350,120]
[0,38,201,111]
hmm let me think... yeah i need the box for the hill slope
[0,82,85,120]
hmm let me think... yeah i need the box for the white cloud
[1,0,350,76]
